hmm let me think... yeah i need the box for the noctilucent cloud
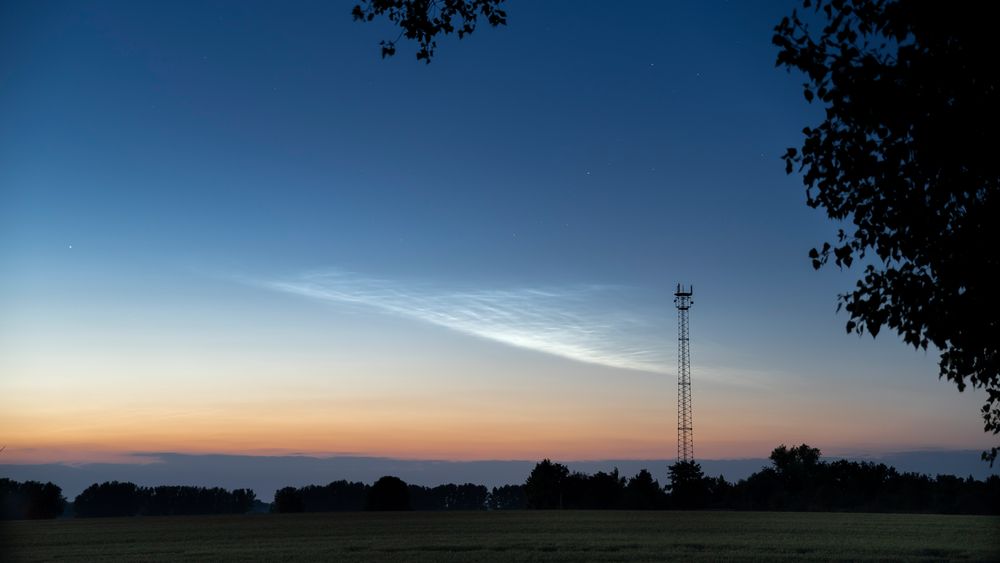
[259,270,668,373]
[0,0,991,465]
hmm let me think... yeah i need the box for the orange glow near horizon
[2,374,990,465]
[1,302,991,467]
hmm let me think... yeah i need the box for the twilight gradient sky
[0,0,990,465]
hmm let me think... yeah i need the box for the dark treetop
[774,0,1000,461]
[352,0,507,62]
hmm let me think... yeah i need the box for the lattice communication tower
[674,284,694,462]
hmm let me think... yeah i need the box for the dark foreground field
[3,511,998,562]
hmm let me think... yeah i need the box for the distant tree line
[71,482,257,517]
[3,444,997,519]
[522,461,667,510]
[486,484,526,510]
[521,445,999,515]
[663,445,1000,514]
[269,445,997,515]
[273,479,368,512]
[273,476,491,512]
[0,478,65,519]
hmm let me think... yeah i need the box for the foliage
[409,483,489,510]
[0,478,65,520]
[287,480,368,512]
[516,445,998,515]
[558,469,627,509]
[774,0,1000,461]
[524,459,569,509]
[769,444,821,474]
[143,486,256,516]
[272,486,304,513]
[728,445,1000,514]
[667,460,709,509]
[767,443,822,498]
[74,481,144,517]
[73,482,256,517]
[272,479,491,512]
[352,0,507,62]
[487,484,526,510]
[366,475,411,510]
[623,469,667,510]
[586,469,626,509]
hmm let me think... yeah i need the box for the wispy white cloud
[255,270,670,373]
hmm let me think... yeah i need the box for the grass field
[3,510,998,562]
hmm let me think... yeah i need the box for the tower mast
[674,284,694,462]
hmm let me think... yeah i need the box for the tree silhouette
[366,475,411,510]
[586,469,626,509]
[72,482,256,517]
[0,478,65,519]
[667,460,709,509]
[766,444,823,509]
[624,469,666,509]
[487,484,526,509]
[143,486,256,515]
[352,0,507,62]
[769,443,821,476]
[774,0,1000,462]
[298,480,367,512]
[524,459,569,509]
[73,481,143,517]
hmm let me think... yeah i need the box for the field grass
[3,510,998,562]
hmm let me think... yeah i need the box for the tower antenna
[674,284,694,462]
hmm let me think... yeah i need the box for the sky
[0,0,993,471]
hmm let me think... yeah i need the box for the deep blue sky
[4,0,818,283]
[0,1,990,466]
